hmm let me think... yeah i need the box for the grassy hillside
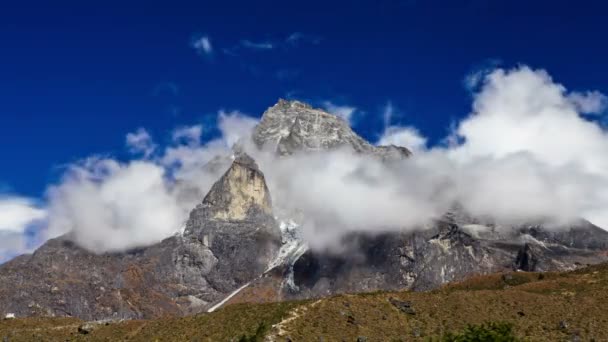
[2,263,608,341]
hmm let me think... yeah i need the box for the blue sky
[2,0,607,198]
[0,0,608,261]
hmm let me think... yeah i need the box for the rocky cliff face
[0,153,280,320]
[1,99,608,320]
[277,215,608,302]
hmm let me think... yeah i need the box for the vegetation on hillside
[2,263,608,341]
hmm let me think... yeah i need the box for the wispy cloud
[126,128,156,158]
[191,35,213,56]
[323,101,357,124]
[568,90,608,114]
[217,32,320,57]
[172,125,203,146]
[240,40,274,50]
[286,32,321,46]
[377,101,426,151]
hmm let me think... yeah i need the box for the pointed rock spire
[201,152,272,221]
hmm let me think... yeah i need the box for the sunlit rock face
[198,153,272,222]
[183,152,281,294]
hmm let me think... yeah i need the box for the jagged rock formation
[194,153,272,222]
[278,216,608,301]
[182,153,280,293]
[0,153,280,320]
[1,99,608,320]
[253,99,411,160]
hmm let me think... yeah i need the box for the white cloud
[43,110,260,253]
[192,35,213,55]
[249,66,608,249]
[568,90,608,114]
[0,197,46,263]
[377,126,427,151]
[172,125,203,145]
[217,110,259,148]
[0,197,46,233]
[377,101,426,151]
[126,128,156,157]
[46,160,184,252]
[447,66,608,226]
[322,101,357,123]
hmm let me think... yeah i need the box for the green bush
[442,322,519,342]
[238,321,268,342]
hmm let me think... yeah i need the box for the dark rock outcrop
[276,215,608,299]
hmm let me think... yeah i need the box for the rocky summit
[1,99,608,321]
[253,99,411,160]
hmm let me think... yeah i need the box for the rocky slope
[3,263,608,341]
[0,154,280,320]
[1,99,608,321]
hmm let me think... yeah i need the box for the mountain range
[1,99,608,321]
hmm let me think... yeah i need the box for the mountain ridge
[1,99,607,321]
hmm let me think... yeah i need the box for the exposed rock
[78,319,116,334]
[197,153,273,222]
[253,99,411,159]
[389,298,415,315]
[1,99,608,321]
[515,243,539,271]
[0,153,280,320]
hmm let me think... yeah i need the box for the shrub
[238,321,267,342]
[442,322,519,342]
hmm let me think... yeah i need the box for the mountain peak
[253,99,411,159]
[274,98,313,110]
[201,153,272,221]
[232,152,259,171]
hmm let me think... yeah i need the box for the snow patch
[4,313,15,319]
[266,220,308,273]
[207,282,251,313]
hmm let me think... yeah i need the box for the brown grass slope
[2,263,608,341]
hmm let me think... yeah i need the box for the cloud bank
[43,111,257,253]
[0,197,46,262]
[3,65,608,256]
